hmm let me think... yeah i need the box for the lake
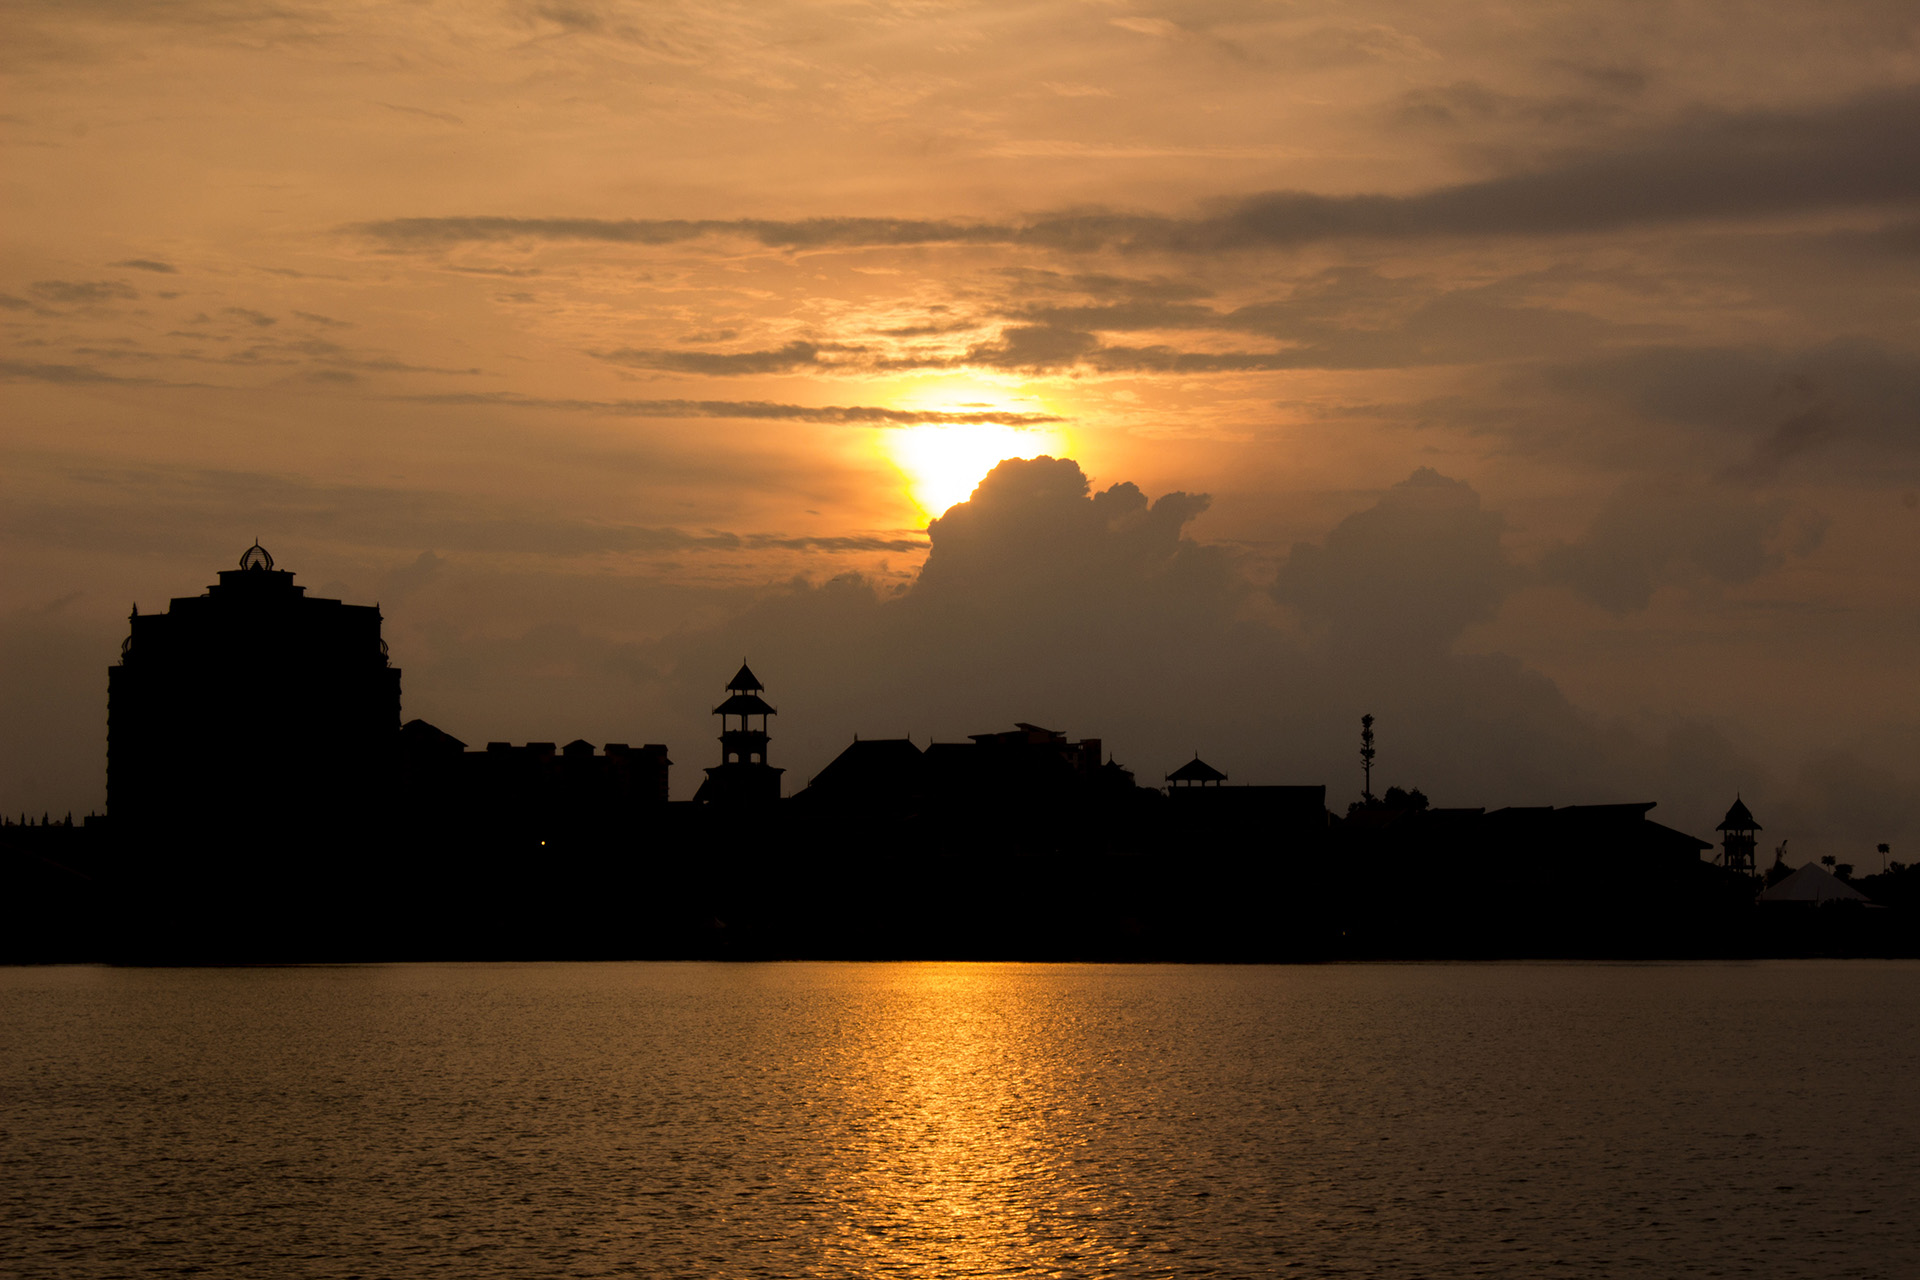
[3,961,1915,1277]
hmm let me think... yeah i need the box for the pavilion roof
[1167,756,1228,783]
[1717,796,1761,831]
[714,691,776,717]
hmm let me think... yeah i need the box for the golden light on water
[884,421,1071,523]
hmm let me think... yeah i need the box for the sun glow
[885,420,1070,523]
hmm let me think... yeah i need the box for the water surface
[4,962,1915,1277]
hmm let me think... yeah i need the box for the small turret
[1716,795,1761,875]
[696,662,784,805]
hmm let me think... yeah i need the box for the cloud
[30,279,139,303]
[629,457,1642,811]
[914,456,1220,607]
[0,462,926,563]
[352,215,1009,251]
[1548,340,1920,476]
[349,86,1920,257]
[1272,468,1511,657]
[382,549,446,601]
[381,102,463,126]
[223,306,277,327]
[109,258,178,273]
[591,339,856,375]
[0,358,160,385]
[1540,482,1827,613]
[398,392,1065,427]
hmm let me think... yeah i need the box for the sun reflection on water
[811,963,1139,1276]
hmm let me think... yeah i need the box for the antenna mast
[1360,713,1376,804]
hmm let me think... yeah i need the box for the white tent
[1758,861,1869,904]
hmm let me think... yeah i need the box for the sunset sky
[4,2,1917,856]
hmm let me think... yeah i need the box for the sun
[879,391,1071,522]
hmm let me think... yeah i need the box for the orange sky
[4,1,1918,855]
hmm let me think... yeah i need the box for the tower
[1716,795,1761,876]
[696,663,784,805]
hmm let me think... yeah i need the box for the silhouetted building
[1160,755,1328,861]
[1717,796,1761,875]
[107,543,400,839]
[1167,756,1228,787]
[696,664,783,805]
[1333,800,1730,956]
[390,721,671,851]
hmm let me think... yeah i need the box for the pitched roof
[727,663,763,692]
[1758,862,1866,903]
[1167,756,1228,783]
[1717,796,1761,831]
[801,737,924,800]
[713,692,776,717]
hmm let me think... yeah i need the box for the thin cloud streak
[351,86,1920,256]
[400,392,1066,427]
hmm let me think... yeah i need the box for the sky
[3,1,1917,861]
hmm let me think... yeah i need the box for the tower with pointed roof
[1715,795,1761,876]
[696,663,784,805]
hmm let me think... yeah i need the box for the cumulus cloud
[625,459,1641,811]
[914,456,1221,609]
[1272,468,1511,655]
[1540,482,1827,614]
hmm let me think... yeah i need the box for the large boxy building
[107,543,402,837]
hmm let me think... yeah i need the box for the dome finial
[239,541,273,571]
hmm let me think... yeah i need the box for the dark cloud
[0,463,925,563]
[399,392,1065,427]
[591,339,858,375]
[995,269,1214,302]
[1393,79,1630,129]
[109,258,178,273]
[382,549,446,601]
[381,102,463,126]
[293,310,353,328]
[1769,746,1920,858]
[1548,340,1920,476]
[0,358,158,385]
[1540,482,1827,614]
[1272,468,1511,657]
[31,279,139,303]
[223,306,277,327]
[631,459,1638,812]
[0,608,116,820]
[353,215,1008,251]
[915,456,1220,606]
[918,270,1631,373]
[351,86,1920,258]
